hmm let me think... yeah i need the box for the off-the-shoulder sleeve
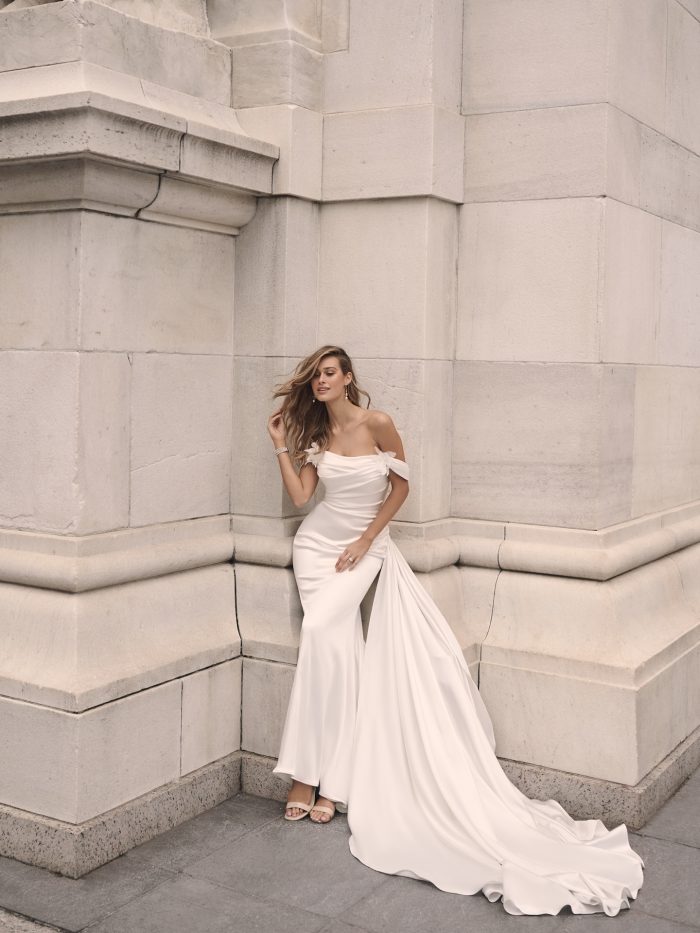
[304,442,322,468]
[376,448,409,480]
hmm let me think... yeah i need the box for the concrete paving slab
[0,910,59,933]
[185,811,388,918]
[0,854,173,932]
[556,909,698,932]
[123,793,282,872]
[318,920,373,933]
[340,874,564,933]
[82,873,328,933]
[627,833,700,929]
[638,767,700,849]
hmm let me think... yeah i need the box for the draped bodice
[293,446,409,560]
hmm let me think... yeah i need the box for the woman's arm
[267,410,319,507]
[335,411,409,572]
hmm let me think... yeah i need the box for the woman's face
[311,355,351,403]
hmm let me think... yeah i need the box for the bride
[266,345,644,916]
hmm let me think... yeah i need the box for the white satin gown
[272,447,644,916]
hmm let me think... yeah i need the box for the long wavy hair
[274,346,371,466]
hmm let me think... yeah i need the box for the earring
[312,398,316,404]
[345,386,349,400]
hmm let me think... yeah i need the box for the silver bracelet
[274,446,289,456]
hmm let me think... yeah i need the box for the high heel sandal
[284,788,316,821]
[309,799,336,823]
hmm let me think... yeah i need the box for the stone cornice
[0,61,278,231]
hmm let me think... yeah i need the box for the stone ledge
[0,516,232,593]
[0,751,242,878]
[2,498,699,594]
[0,60,278,230]
[241,724,700,832]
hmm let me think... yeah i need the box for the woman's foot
[285,780,315,819]
[310,795,336,823]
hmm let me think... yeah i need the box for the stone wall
[0,0,699,876]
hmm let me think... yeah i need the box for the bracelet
[274,446,289,456]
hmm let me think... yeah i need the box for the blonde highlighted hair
[273,346,370,466]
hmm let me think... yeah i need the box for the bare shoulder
[364,409,395,430]
[364,409,405,458]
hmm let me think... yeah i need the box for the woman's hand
[267,410,286,447]
[336,536,372,572]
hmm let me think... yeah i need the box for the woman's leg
[273,553,382,811]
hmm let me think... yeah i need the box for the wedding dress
[272,447,644,916]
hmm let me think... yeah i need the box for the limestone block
[235,563,302,663]
[0,0,232,105]
[464,104,607,203]
[457,199,602,363]
[0,564,240,710]
[452,362,635,529]
[80,213,235,354]
[231,40,322,110]
[0,680,181,822]
[359,358,452,523]
[640,126,700,234]
[99,0,209,36]
[658,220,700,367]
[631,366,700,518]
[480,553,700,784]
[607,0,666,133]
[323,105,464,202]
[0,351,129,534]
[241,656,296,758]
[666,1,700,157]
[324,0,462,112]
[463,0,607,114]
[678,0,700,19]
[181,659,242,776]
[76,352,130,534]
[606,106,643,207]
[130,354,233,527]
[600,199,661,365]
[0,212,80,350]
[234,198,320,357]
[237,104,322,199]
[318,198,457,360]
[231,355,307,519]
[208,0,322,46]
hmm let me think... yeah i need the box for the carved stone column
[0,0,276,876]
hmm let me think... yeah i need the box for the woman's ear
[345,371,353,386]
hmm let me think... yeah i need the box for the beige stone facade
[1,0,699,876]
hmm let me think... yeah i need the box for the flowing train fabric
[274,448,644,915]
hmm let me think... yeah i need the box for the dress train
[273,448,644,915]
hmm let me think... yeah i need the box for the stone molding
[0,60,278,230]
[2,500,700,594]
[233,497,700,582]
[0,516,232,593]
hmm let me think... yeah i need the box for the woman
[267,345,644,916]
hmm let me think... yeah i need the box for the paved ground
[1,767,699,933]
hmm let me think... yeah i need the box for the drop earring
[345,386,349,400]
